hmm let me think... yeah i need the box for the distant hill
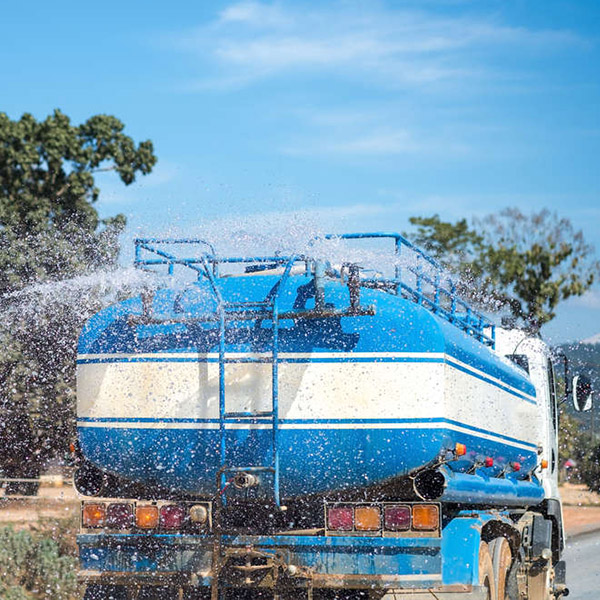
[557,339,600,438]
[581,333,600,345]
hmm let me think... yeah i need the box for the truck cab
[494,330,560,501]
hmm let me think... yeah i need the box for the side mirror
[572,374,593,412]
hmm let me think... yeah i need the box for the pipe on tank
[413,466,545,507]
[314,261,326,310]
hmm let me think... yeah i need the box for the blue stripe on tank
[75,355,445,364]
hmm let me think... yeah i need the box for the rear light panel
[159,505,186,530]
[105,503,133,529]
[327,506,354,531]
[82,503,106,528]
[384,504,411,532]
[136,505,159,529]
[354,505,381,531]
[81,500,211,532]
[325,502,440,537]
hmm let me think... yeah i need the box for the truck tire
[478,542,496,600]
[490,537,513,600]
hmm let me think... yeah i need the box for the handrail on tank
[133,234,495,347]
[324,232,495,348]
[134,237,303,279]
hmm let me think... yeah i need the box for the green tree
[407,208,600,331]
[558,411,594,484]
[0,109,156,491]
[580,439,600,493]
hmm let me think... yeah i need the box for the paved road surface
[563,531,600,599]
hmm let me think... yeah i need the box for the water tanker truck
[74,233,593,600]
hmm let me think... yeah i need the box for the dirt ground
[559,482,600,537]
[0,479,78,526]
[1,482,600,536]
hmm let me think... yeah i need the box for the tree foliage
[581,442,600,493]
[0,109,155,292]
[0,525,78,599]
[0,109,156,484]
[407,208,600,331]
[558,410,595,484]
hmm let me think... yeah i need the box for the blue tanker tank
[76,234,542,506]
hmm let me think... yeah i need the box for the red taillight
[160,505,186,530]
[484,457,494,468]
[106,503,134,529]
[384,505,411,531]
[327,506,353,531]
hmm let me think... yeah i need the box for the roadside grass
[0,514,81,600]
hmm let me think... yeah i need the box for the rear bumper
[78,514,494,594]
[79,532,444,588]
[79,572,488,600]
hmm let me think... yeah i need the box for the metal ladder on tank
[206,258,297,600]
[215,297,283,507]
[199,256,299,510]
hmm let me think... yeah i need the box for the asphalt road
[563,531,600,599]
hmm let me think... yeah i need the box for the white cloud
[572,289,600,310]
[165,2,586,159]
[97,161,180,206]
[219,1,290,27]
[172,2,582,90]
[280,103,473,157]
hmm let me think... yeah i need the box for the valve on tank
[232,472,259,490]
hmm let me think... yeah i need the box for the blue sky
[2,0,599,343]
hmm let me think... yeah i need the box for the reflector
[455,443,467,456]
[355,506,381,531]
[189,504,208,524]
[106,503,133,529]
[160,505,186,529]
[327,506,353,531]
[136,505,159,529]
[412,504,439,531]
[82,503,106,528]
[384,505,411,531]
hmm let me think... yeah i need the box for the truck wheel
[490,537,513,600]
[478,542,496,600]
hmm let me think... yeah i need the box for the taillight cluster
[325,503,440,536]
[82,501,210,532]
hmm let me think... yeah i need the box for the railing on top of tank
[133,235,495,347]
[134,237,303,278]
[323,233,495,347]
